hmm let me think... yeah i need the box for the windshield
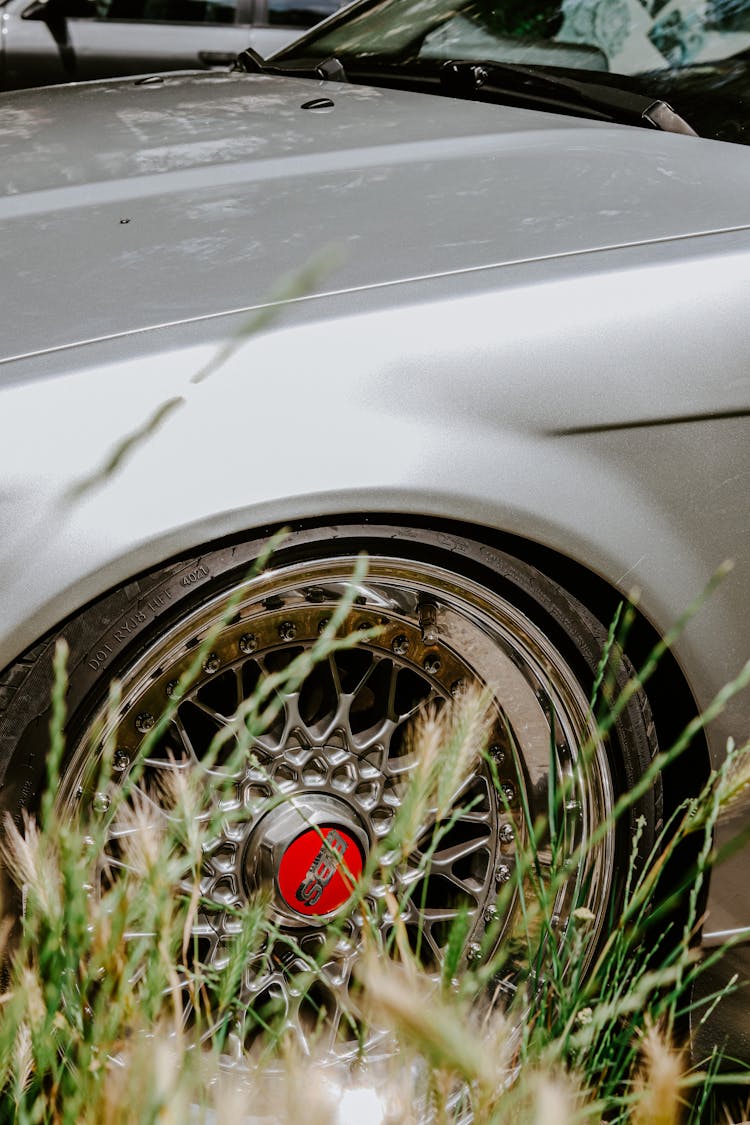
[274,0,750,144]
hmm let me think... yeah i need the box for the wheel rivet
[113,750,130,773]
[499,824,515,845]
[495,864,511,884]
[239,633,258,655]
[92,791,111,814]
[305,587,326,604]
[490,743,505,764]
[467,942,482,962]
[423,655,441,675]
[165,680,179,697]
[135,712,155,733]
[278,621,297,641]
[391,634,409,656]
[203,652,221,674]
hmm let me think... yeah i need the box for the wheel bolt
[499,824,515,846]
[467,942,482,963]
[423,655,441,675]
[239,633,258,655]
[203,652,221,674]
[278,621,297,641]
[318,617,331,635]
[501,783,516,803]
[484,905,498,923]
[165,680,179,698]
[92,791,111,814]
[391,634,409,656]
[113,750,130,773]
[450,678,466,697]
[490,743,505,765]
[135,712,155,733]
[495,864,511,884]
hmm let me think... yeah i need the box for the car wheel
[0,523,660,1055]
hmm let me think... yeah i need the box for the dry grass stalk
[1,812,61,920]
[631,1022,686,1125]
[716,739,750,823]
[11,1022,33,1101]
[360,956,497,1095]
[487,1067,585,1125]
[394,686,492,858]
[96,1035,191,1125]
[529,1071,579,1125]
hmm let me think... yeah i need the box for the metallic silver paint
[0,70,748,942]
[0,0,302,89]
[3,73,750,361]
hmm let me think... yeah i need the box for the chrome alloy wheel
[58,552,617,1059]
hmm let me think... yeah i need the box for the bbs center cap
[244,795,367,924]
[278,826,363,916]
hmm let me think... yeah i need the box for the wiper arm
[235,48,695,136]
[236,47,348,83]
[441,59,697,137]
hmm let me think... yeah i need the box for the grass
[0,561,749,1124]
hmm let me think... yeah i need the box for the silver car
[1,0,749,1062]
[0,0,340,89]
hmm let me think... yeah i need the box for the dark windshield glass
[274,0,750,144]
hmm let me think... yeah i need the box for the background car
[0,0,341,89]
[1,0,749,1066]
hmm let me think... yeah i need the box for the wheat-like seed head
[631,1022,685,1125]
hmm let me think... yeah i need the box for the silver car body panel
[0,0,304,89]
[0,71,748,938]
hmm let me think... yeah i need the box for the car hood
[2,69,750,363]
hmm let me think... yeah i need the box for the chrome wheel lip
[59,551,616,1058]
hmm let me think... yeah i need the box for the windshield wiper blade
[441,59,697,136]
[237,47,348,83]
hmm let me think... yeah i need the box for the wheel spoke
[426,834,491,870]
[170,713,200,765]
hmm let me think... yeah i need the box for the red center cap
[277,825,363,916]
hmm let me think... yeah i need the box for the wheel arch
[1,507,712,823]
